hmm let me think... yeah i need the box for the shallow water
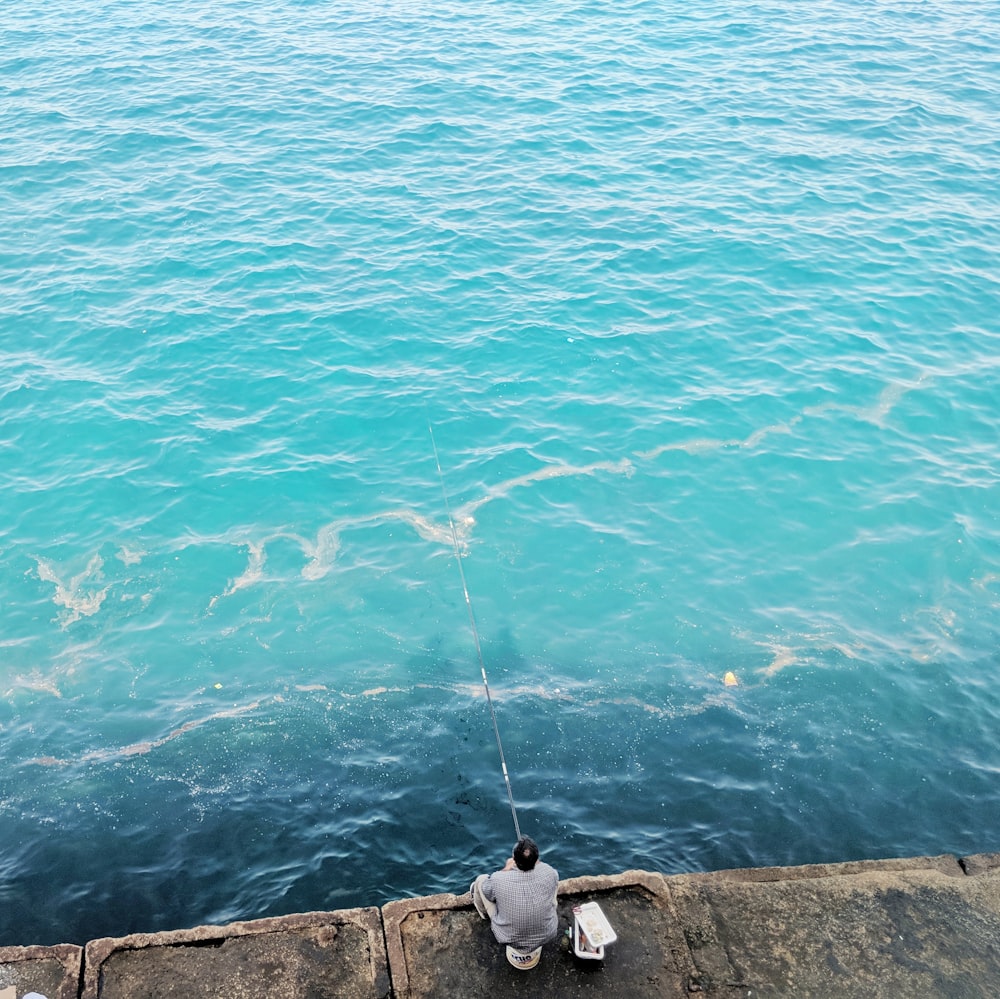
[1,0,999,946]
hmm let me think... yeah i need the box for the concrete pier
[3,851,1000,998]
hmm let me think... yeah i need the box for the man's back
[481,860,559,950]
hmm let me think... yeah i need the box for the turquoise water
[2,0,999,947]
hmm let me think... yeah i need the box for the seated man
[471,835,559,970]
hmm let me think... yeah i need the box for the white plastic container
[572,901,617,960]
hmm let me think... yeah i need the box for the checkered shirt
[481,860,559,950]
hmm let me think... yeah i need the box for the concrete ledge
[9,853,1000,998]
[960,851,1000,876]
[382,891,462,999]
[675,853,964,884]
[383,870,690,998]
[0,944,82,999]
[81,907,389,999]
[667,857,1000,997]
[382,858,1000,997]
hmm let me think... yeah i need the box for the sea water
[1,0,999,947]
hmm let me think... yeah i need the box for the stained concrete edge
[0,943,83,999]
[557,868,669,895]
[6,853,1000,999]
[81,906,388,999]
[959,851,1000,876]
[670,852,964,885]
[381,869,676,999]
[382,892,463,999]
[379,859,996,998]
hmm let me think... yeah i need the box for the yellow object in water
[723,671,738,687]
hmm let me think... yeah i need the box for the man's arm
[481,856,516,902]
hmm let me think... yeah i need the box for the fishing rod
[428,422,521,841]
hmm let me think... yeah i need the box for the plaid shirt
[481,861,559,949]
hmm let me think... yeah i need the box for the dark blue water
[2,0,999,946]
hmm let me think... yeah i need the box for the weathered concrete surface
[671,853,1000,998]
[81,908,389,999]
[385,854,1000,998]
[383,871,690,998]
[0,944,82,999]
[7,853,1000,998]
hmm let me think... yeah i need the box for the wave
[19,678,747,770]
[22,698,268,767]
[30,377,929,627]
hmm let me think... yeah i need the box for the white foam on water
[34,553,109,626]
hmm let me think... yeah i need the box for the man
[470,835,559,970]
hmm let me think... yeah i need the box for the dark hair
[513,835,539,871]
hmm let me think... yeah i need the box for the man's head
[512,835,539,871]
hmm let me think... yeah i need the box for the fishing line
[428,422,521,841]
